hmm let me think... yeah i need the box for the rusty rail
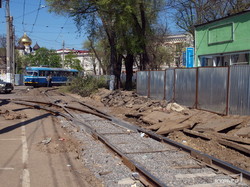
[11,98,250,185]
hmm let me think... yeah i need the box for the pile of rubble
[89,89,250,170]
[0,109,27,120]
[95,89,186,112]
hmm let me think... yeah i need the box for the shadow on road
[0,99,10,106]
[12,107,32,112]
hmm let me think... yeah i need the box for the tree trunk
[125,53,134,90]
[114,54,122,89]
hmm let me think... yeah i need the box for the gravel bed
[103,133,173,153]
[58,115,249,187]
[77,114,129,134]
[58,117,142,187]
[75,113,101,121]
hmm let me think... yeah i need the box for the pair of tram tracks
[10,89,250,186]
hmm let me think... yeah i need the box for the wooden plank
[221,135,250,145]
[156,120,195,135]
[145,123,162,130]
[187,111,221,124]
[193,118,243,132]
[183,129,212,140]
[146,115,190,131]
[183,130,250,145]
[201,131,250,145]
[218,139,250,155]
[141,111,186,125]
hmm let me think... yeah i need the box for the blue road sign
[186,47,194,68]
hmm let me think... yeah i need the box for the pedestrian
[46,74,52,87]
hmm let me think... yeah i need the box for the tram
[24,66,78,87]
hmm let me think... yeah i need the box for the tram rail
[9,89,250,186]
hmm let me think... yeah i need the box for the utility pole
[6,0,11,83]
[62,40,65,68]
[12,23,15,80]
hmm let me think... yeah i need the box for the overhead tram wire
[30,0,42,34]
[55,17,69,42]
[22,0,26,32]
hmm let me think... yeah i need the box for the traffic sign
[186,47,194,68]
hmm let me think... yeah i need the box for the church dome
[18,33,32,46]
[16,43,25,50]
[33,42,40,50]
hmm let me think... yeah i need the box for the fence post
[173,68,176,102]
[136,71,138,94]
[163,70,166,100]
[195,67,199,109]
[148,71,151,98]
[226,66,231,115]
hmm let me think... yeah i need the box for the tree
[83,37,109,75]
[0,34,6,48]
[170,0,250,37]
[46,0,166,90]
[24,48,61,67]
[64,52,83,71]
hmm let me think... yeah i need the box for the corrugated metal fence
[136,66,250,116]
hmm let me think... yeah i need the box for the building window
[199,52,250,67]
[231,53,249,65]
[200,56,213,67]
[208,23,233,45]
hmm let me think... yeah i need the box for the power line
[22,0,26,32]
[30,0,42,34]
[55,17,69,42]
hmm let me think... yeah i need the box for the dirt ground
[78,88,250,172]
[0,87,103,187]
[1,86,250,187]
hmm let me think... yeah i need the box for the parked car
[0,80,14,93]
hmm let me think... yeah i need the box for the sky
[0,0,87,50]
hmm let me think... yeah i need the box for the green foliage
[66,75,108,97]
[15,51,27,73]
[64,52,83,71]
[84,38,110,74]
[24,47,62,67]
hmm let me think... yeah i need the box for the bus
[24,66,78,87]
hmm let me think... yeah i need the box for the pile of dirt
[0,109,27,120]
[91,89,250,137]
[93,89,188,113]
[99,89,156,107]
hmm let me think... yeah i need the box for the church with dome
[16,33,40,55]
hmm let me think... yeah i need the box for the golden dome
[18,33,32,46]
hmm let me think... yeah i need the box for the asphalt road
[0,86,102,187]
